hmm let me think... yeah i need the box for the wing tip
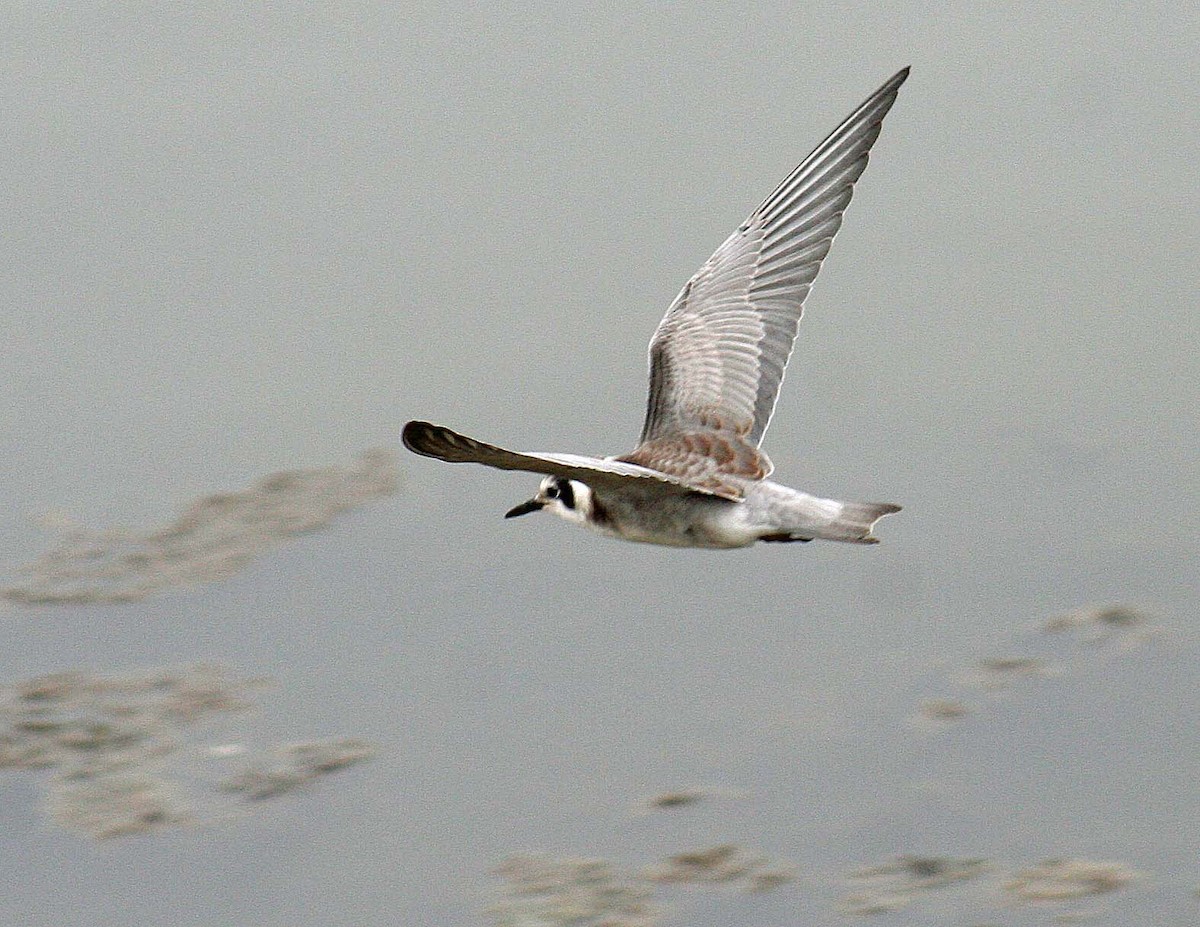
[400,419,429,454]
[877,67,910,98]
[401,420,458,459]
[862,67,911,119]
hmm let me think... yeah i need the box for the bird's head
[505,476,590,526]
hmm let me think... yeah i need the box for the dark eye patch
[558,480,575,510]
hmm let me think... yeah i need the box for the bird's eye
[545,484,559,499]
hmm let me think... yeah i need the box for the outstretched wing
[637,68,909,456]
[402,421,742,500]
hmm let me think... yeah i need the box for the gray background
[2,3,1197,925]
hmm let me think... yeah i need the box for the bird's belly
[587,492,755,549]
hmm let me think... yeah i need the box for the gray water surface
[2,4,1197,925]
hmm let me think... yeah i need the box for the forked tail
[822,501,902,544]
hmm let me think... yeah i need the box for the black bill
[504,499,544,519]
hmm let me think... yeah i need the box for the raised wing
[402,421,742,500]
[637,68,908,455]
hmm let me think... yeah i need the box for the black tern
[404,68,909,549]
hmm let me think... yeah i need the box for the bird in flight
[404,68,908,549]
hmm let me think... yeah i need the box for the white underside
[580,480,849,549]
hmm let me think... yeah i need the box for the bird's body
[403,68,910,550]
[544,477,900,550]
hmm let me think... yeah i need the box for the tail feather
[823,501,902,544]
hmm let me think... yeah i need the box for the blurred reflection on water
[3,451,397,604]
[0,666,373,838]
